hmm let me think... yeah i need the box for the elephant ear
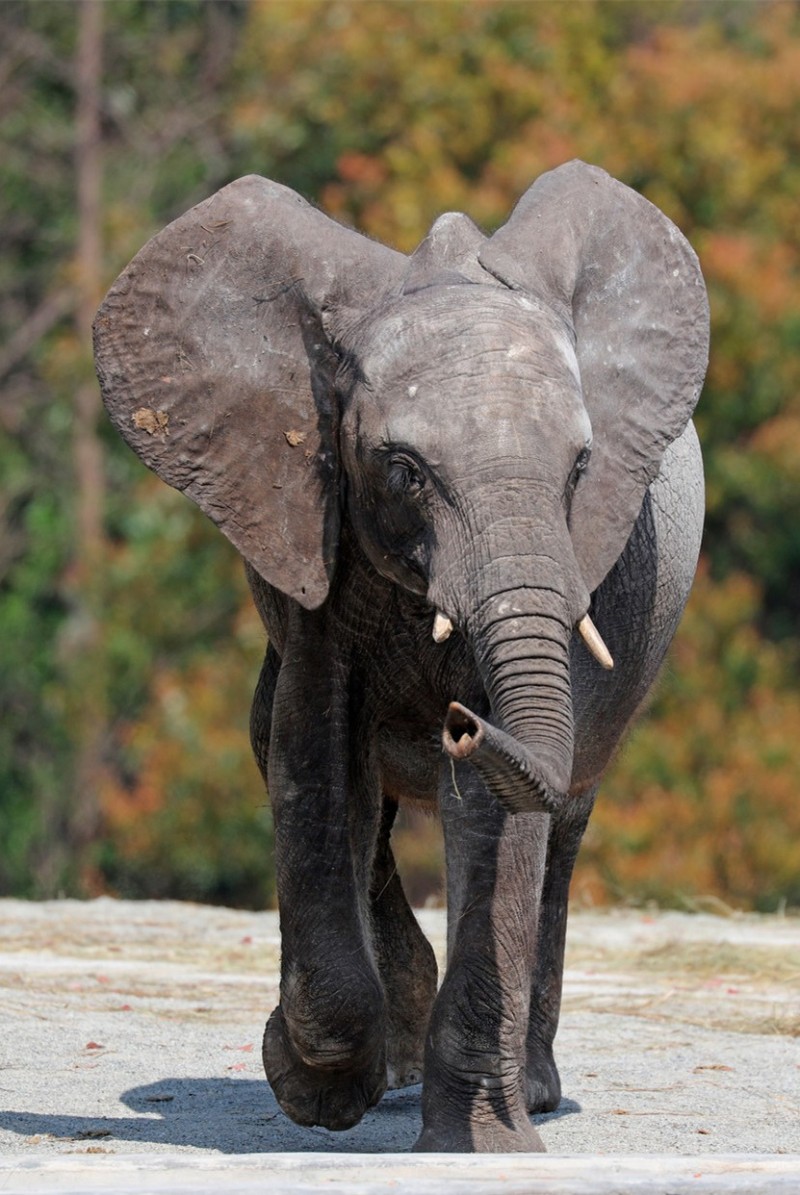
[480,160,709,595]
[93,175,406,608]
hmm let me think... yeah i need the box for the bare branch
[1,24,76,90]
[0,289,74,383]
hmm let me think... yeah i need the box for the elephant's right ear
[479,161,709,597]
[94,176,406,608]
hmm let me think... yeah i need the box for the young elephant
[94,161,708,1152]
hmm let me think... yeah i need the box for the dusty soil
[0,899,798,1162]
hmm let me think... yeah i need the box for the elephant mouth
[442,701,567,816]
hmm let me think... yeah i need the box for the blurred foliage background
[2,0,799,912]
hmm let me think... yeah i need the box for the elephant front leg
[526,786,597,1114]
[415,760,549,1153]
[262,608,387,1131]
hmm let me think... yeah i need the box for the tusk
[577,614,614,670]
[433,611,454,643]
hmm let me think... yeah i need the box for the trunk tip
[443,701,484,760]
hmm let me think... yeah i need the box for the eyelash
[565,447,591,501]
[386,455,426,497]
[575,447,591,474]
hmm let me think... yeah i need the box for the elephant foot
[525,1040,562,1113]
[386,1056,423,1090]
[383,980,432,1091]
[413,1114,546,1153]
[262,1005,387,1131]
[381,966,434,1090]
[417,1053,547,1153]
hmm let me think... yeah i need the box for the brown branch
[0,289,74,383]
[69,0,106,856]
[73,0,105,567]
[1,24,76,90]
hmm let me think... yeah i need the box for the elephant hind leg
[370,798,438,1090]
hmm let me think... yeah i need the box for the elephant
[93,160,708,1153]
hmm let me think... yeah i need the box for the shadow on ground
[0,1079,581,1154]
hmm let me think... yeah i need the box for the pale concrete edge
[0,1151,798,1194]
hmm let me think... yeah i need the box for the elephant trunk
[443,701,566,814]
[441,574,577,816]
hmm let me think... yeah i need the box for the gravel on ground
[0,899,797,1191]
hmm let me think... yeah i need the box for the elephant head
[94,162,708,816]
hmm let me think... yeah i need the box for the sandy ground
[0,899,798,1190]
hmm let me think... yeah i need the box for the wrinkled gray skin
[94,162,708,1152]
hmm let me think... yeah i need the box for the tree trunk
[70,0,106,864]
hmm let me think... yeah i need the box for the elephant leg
[526,786,597,1112]
[370,798,438,1090]
[249,642,280,784]
[261,607,387,1131]
[414,760,548,1153]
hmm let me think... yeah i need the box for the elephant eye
[565,446,591,507]
[386,454,426,498]
[575,446,591,474]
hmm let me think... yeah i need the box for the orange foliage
[97,482,272,906]
[577,564,800,910]
[702,235,798,324]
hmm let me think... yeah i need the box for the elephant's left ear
[480,160,709,595]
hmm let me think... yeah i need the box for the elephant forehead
[384,331,582,434]
[382,389,590,474]
[347,287,589,469]
[357,285,577,388]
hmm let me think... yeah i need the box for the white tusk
[433,611,454,643]
[577,614,614,670]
